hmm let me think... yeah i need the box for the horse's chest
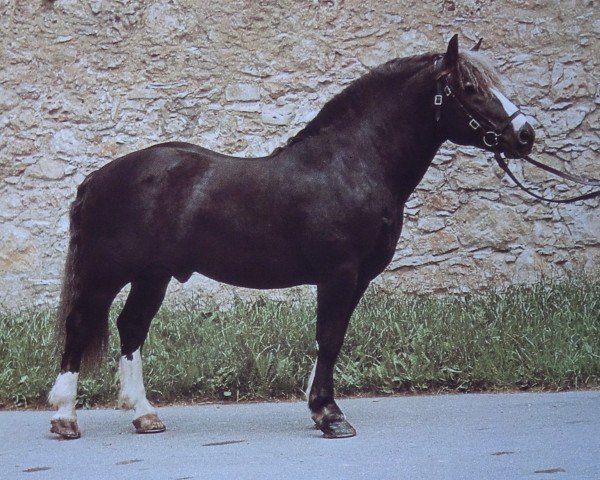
[359,212,402,278]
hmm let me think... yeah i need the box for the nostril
[517,126,534,146]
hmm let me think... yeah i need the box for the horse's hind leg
[49,286,118,439]
[116,276,170,434]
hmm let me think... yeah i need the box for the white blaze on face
[48,371,79,421]
[118,348,156,418]
[490,87,528,131]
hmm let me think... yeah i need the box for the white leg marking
[118,349,156,419]
[491,87,528,131]
[305,341,319,399]
[48,372,79,422]
[305,359,317,399]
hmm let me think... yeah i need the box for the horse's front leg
[308,270,369,438]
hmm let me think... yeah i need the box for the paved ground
[2,391,598,480]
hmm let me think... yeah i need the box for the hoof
[132,413,166,434]
[319,417,356,439]
[312,409,356,439]
[50,419,81,439]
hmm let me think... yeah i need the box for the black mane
[277,50,501,152]
[281,53,439,150]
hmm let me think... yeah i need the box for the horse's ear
[443,34,460,70]
[471,38,483,51]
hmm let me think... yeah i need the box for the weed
[0,275,598,408]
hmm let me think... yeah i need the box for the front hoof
[320,417,356,439]
[50,419,81,439]
[132,413,166,434]
[312,409,356,439]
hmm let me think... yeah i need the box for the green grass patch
[1,276,598,409]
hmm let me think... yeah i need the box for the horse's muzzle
[503,122,535,158]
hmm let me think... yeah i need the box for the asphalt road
[2,391,598,480]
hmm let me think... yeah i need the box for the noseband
[432,60,600,203]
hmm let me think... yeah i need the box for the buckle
[434,95,443,106]
[469,119,480,130]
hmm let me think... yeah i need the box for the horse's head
[435,35,535,159]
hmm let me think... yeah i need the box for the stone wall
[1,0,598,308]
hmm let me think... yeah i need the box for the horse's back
[69,142,314,287]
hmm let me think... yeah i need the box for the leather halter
[434,69,523,149]
[433,61,600,203]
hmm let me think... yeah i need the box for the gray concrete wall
[1,0,598,308]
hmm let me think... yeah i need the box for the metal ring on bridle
[483,131,499,147]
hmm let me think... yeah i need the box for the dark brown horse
[48,35,534,439]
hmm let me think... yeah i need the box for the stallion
[49,35,534,439]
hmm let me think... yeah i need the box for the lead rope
[493,153,600,204]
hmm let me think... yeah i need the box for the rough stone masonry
[0,0,598,308]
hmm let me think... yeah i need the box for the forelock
[457,50,504,95]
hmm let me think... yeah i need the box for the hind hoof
[133,413,166,434]
[50,419,81,439]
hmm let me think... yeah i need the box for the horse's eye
[464,83,477,95]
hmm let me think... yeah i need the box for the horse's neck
[376,73,444,196]
[285,70,444,204]
[385,119,444,205]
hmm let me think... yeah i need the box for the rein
[433,64,600,204]
[493,153,600,204]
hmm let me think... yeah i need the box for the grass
[0,275,598,409]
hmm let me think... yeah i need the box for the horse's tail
[56,185,109,373]
[55,231,80,366]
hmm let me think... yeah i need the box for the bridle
[434,75,522,150]
[433,61,600,204]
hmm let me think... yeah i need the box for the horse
[48,34,534,439]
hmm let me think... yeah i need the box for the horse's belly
[180,239,313,289]
[191,259,312,289]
